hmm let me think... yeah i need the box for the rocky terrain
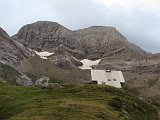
[13,21,148,61]
[75,26,147,60]
[12,21,151,69]
[0,27,31,69]
[12,21,85,68]
[0,21,160,99]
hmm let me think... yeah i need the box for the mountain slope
[0,82,159,120]
[12,21,85,68]
[0,62,20,84]
[74,26,147,60]
[12,21,84,58]
[0,27,30,68]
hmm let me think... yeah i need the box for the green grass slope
[0,63,20,84]
[0,82,159,120]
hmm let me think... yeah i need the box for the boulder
[16,74,33,86]
[35,76,49,87]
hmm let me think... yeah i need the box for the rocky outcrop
[0,27,31,68]
[46,44,83,69]
[16,74,33,86]
[35,76,49,87]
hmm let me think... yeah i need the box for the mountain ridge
[12,21,149,60]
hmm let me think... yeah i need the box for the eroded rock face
[12,21,149,69]
[12,21,160,73]
[74,26,147,60]
[12,21,84,57]
[0,27,31,68]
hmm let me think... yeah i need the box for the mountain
[1,22,160,119]
[4,21,160,99]
[12,21,159,72]
[12,21,84,58]
[13,22,148,60]
[12,21,85,68]
[0,25,90,85]
[12,21,149,68]
[74,26,147,60]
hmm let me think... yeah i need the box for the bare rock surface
[12,21,84,58]
[16,74,33,86]
[12,21,150,69]
[74,26,147,60]
[0,27,31,68]
[35,76,49,87]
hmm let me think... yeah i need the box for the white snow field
[34,51,54,59]
[79,59,101,69]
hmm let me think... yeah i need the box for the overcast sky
[0,0,160,53]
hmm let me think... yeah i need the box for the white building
[91,69,125,88]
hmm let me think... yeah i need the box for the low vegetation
[25,56,90,84]
[0,63,20,84]
[0,82,159,120]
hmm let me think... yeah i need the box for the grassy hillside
[0,82,159,120]
[0,63,20,84]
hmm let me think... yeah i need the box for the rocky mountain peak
[74,26,147,60]
[12,21,83,52]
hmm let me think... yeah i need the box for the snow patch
[34,51,54,59]
[28,48,33,51]
[0,61,5,64]
[79,59,101,69]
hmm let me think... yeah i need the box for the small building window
[113,78,117,81]
[106,70,111,72]
[108,79,111,81]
